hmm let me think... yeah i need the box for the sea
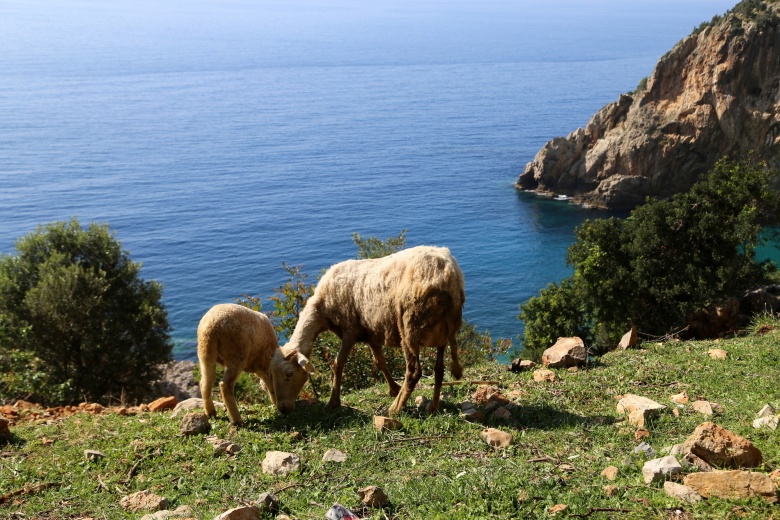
[0,0,738,361]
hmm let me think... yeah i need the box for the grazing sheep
[284,245,464,415]
[197,303,314,424]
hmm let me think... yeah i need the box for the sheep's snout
[276,400,296,415]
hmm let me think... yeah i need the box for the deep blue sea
[0,0,737,361]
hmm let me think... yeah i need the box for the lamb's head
[268,346,315,414]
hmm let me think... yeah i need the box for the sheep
[197,303,314,424]
[284,245,465,415]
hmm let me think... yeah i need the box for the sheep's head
[268,346,315,414]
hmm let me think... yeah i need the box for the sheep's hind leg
[369,342,401,397]
[388,344,421,415]
[449,332,463,380]
[327,337,355,409]
[219,367,243,426]
[427,345,445,414]
[199,360,218,418]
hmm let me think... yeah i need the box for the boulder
[682,422,762,468]
[684,470,778,504]
[179,413,210,436]
[663,482,702,504]
[358,486,389,507]
[542,337,587,368]
[261,451,300,476]
[642,456,682,484]
[618,326,637,350]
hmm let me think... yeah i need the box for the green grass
[3,330,780,519]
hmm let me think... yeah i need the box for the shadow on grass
[244,401,372,433]
[514,404,591,430]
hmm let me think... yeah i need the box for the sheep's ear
[283,348,298,361]
[298,353,316,374]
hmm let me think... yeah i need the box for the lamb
[197,303,314,424]
[284,245,465,415]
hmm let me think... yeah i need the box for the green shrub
[0,219,172,405]
[519,156,780,354]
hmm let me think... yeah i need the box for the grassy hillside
[2,326,779,519]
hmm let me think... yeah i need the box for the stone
[618,326,637,350]
[691,400,714,416]
[255,492,279,514]
[707,348,728,360]
[509,358,536,372]
[460,409,485,423]
[120,490,169,513]
[670,391,689,404]
[206,436,241,456]
[633,442,657,459]
[567,366,579,373]
[769,469,780,486]
[179,413,210,436]
[549,504,567,515]
[481,428,512,448]
[533,369,556,382]
[322,448,347,463]
[753,415,779,430]
[757,403,776,418]
[542,337,587,368]
[684,470,778,504]
[414,395,429,412]
[628,410,647,428]
[634,428,650,441]
[0,415,11,442]
[358,485,389,507]
[84,449,106,461]
[601,466,619,481]
[140,505,196,520]
[603,485,618,497]
[616,394,665,418]
[213,505,262,520]
[642,456,682,484]
[261,451,300,476]
[171,398,223,418]
[461,401,476,412]
[148,396,178,412]
[373,416,403,431]
[492,407,512,420]
[682,422,762,468]
[663,482,702,504]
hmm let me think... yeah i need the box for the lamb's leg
[449,332,463,380]
[219,367,243,426]
[199,359,217,418]
[327,336,355,409]
[369,342,401,397]
[427,344,446,414]
[388,344,421,415]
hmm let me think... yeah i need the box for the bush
[0,219,172,405]
[519,156,780,353]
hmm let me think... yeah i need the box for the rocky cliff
[517,1,780,209]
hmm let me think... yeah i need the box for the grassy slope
[2,331,779,519]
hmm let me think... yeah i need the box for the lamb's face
[269,347,315,414]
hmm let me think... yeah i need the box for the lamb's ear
[283,348,298,361]
[297,353,316,374]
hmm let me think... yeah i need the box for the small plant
[747,310,780,335]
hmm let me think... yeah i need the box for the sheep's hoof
[425,402,440,415]
[325,399,341,409]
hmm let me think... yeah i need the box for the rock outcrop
[517,3,780,209]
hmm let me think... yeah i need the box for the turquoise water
[0,0,736,360]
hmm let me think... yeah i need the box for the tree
[519,156,780,355]
[0,219,172,404]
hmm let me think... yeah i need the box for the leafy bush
[0,219,172,405]
[519,157,780,355]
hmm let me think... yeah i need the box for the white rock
[261,451,300,476]
[322,448,347,463]
[642,455,682,484]
[663,482,702,504]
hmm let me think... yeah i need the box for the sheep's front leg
[369,342,401,397]
[199,360,218,418]
[219,367,243,425]
[327,336,355,409]
[388,344,421,415]
[427,344,445,414]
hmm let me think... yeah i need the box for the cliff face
[517,3,780,210]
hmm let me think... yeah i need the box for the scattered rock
[618,326,637,350]
[663,482,702,504]
[757,404,776,418]
[206,436,241,456]
[322,448,347,463]
[140,505,196,520]
[414,395,429,413]
[179,413,211,436]
[567,366,579,373]
[289,431,303,442]
[261,451,300,476]
[603,485,618,497]
[628,410,648,428]
[492,407,512,421]
[120,490,169,513]
[707,348,728,360]
[634,428,650,441]
[84,449,106,461]
[0,415,11,442]
[633,442,657,459]
[682,422,762,468]
[549,503,567,515]
[373,416,403,432]
[214,505,262,520]
[358,485,389,507]
[481,428,512,448]
[601,466,619,481]
[171,398,223,418]
[472,386,509,409]
[691,400,714,416]
[509,358,536,372]
[255,492,279,514]
[670,391,689,404]
[769,469,780,486]
[148,396,178,413]
[684,470,778,504]
[642,455,682,484]
[542,337,587,368]
[616,394,666,418]
[533,369,556,382]
[460,409,485,424]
